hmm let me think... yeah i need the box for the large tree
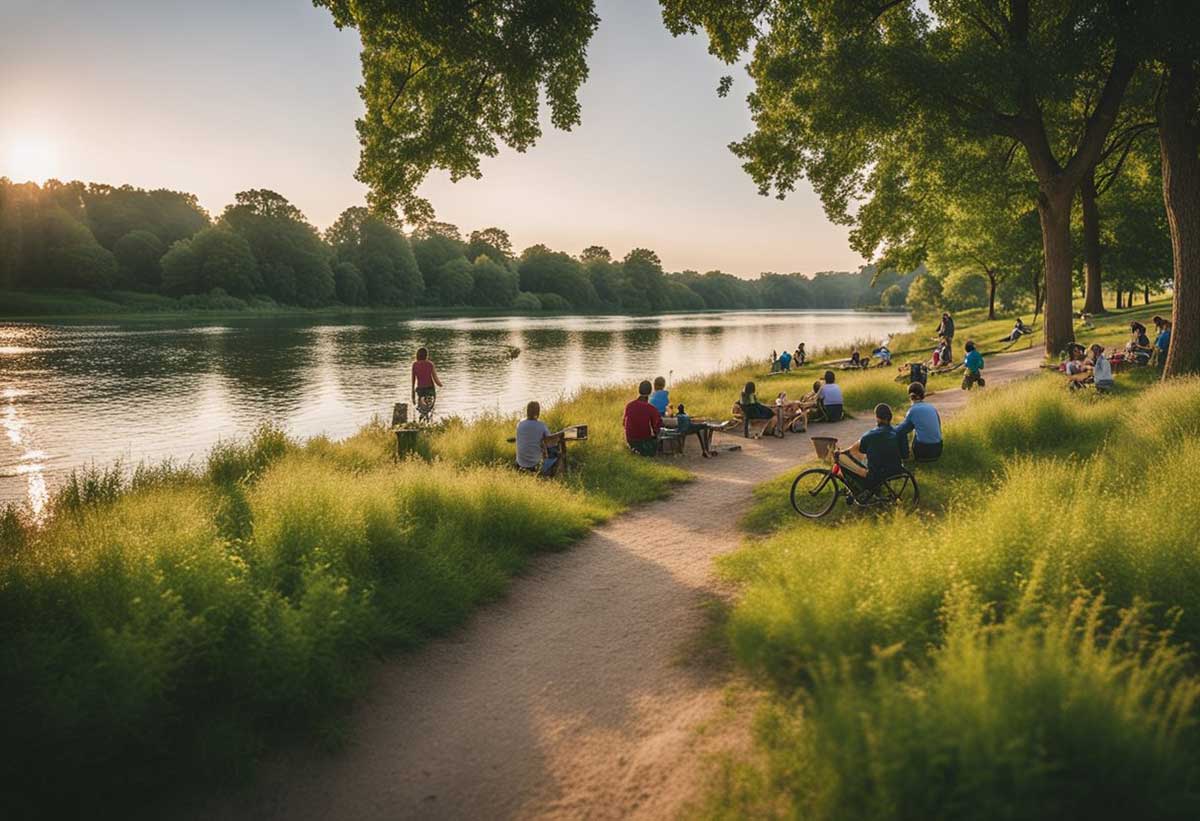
[221,190,334,306]
[326,206,424,305]
[314,0,599,224]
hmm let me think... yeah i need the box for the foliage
[941,270,989,312]
[326,206,424,305]
[161,226,261,297]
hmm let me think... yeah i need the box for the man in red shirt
[623,380,662,457]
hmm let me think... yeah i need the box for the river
[0,309,912,513]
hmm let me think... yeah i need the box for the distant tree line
[0,178,914,313]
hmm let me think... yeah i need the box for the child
[962,340,985,390]
[649,376,670,415]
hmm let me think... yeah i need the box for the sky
[0,0,862,277]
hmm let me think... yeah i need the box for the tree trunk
[1080,171,1105,314]
[1144,286,1151,305]
[1116,290,1124,309]
[1159,61,1200,377]
[987,270,997,320]
[1038,184,1077,356]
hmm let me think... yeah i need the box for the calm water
[0,310,911,513]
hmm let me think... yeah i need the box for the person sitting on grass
[932,336,952,368]
[795,342,807,365]
[894,382,942,461]
[816,370,844,422]
[1070,344,1115,392]
[1006,317,1030,342]
[649,375,670,415]
[778,348,792,372]
[1063,342,1088,375]
[411,346,444,407]
[1154,316,1172,366]
[624,380,662,457]
[849,348,863,368]
[834,403,904,497]
[739,381,778,436]
[514,401,555,473]
[962,340,985,389]
[1127,321,1153,365]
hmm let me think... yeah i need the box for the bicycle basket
[812,436,838,461]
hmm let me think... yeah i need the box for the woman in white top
[816,370,845,422]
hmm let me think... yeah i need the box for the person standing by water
[624,380,662,457]
[411,346,444,407]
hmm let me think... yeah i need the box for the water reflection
[0,310,912,509]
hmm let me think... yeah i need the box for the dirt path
[198,348,1043,821]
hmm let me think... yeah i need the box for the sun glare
[4,137,61,183]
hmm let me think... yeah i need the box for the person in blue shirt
[894,382,943,461]
[1153,316,1172,366]
[778,349,792,372]
[835,403,904,496]
[649,375,670,414]
[961,340,985,390]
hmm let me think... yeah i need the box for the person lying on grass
[895,382,943,462]
[962,341,985,390]
[1005,318,1031,342]
[834,403,904,497]
[738,381,778,436]
[514,401,559,473]
[816,371,845,422]
[624,380,662,457]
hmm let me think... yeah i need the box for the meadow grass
[704,306,1200,818]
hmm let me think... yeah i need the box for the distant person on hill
[795,343,807,365]
[936,312,956,347]
[834,403,903,496]
[779,349,792,372]
[649,376,670,415]
[1006,318,1030,342]
[962,341,985,390]
[816,370,844,422]
[411,346,443,407]
[739,381,778,436]
[895,382,942,461]
[624,380,662,457]
[514,401,555,473]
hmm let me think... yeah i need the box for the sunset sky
[0,0,861,277]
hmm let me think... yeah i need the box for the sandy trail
[198,348,1043,821]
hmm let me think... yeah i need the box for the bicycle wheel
[882,470,920,511]
[790,468,840,519]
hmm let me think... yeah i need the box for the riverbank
[0,325,920,817]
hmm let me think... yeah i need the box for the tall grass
[707,372,1200,817]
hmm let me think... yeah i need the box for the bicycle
[789,438,919,519]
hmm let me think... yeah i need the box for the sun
[4,137,61,183]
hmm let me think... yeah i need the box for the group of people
[737,370,846,436]
[770,343,807,373]
[622,376,723,458]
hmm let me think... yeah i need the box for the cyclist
[834,403,904,498]
[411,346,444,411]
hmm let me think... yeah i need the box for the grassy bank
[0,326,919,816]
[701,306,1200,818]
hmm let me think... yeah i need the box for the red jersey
[623,398,662,443]
[412,359,435,388]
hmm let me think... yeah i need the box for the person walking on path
[962,340,985,390]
